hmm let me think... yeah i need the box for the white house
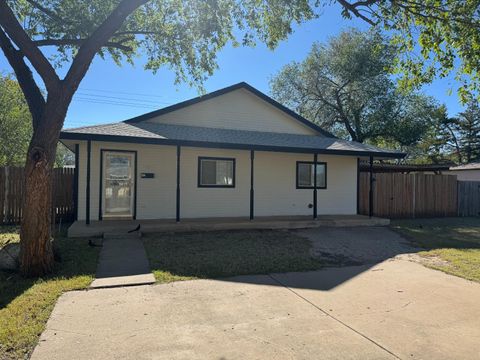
[449,163,480,181]
[60,82,404,232]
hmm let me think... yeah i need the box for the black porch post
[356,157,360,215]
[313,153,318,219]
[176,145,181,222]
[73,144,79,221]
[86,140,91,225]
[369,155,374,218]
[250,150,254,220]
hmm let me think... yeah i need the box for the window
[198,157,235,187]
[296,161,327,189]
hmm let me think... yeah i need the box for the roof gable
[124,82,335,137]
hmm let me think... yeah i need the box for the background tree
[0,74,70,167]
[334,0,480,101]
[413,101,480,164]
[0,0,314,276]
[0,74,31,166]
[405,105,457,164]
[270,29,438,145]
[455,101,480,163]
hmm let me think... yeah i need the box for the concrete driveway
[32,258,480,359]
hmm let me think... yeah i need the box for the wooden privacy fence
[0,166,75,225]
[458,181,480,217]
[359,172,480,218]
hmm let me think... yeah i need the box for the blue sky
[0,4,464,129]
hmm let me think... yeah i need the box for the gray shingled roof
[61,121,404,157]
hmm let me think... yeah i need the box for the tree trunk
[19,96,67,277]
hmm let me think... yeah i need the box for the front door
[103,151,135,218]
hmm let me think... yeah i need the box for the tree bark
[19,94,67,277]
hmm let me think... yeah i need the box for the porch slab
[68,215,389,238]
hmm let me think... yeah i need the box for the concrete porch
[67,215,390,238]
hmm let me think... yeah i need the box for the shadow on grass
[143,219,480,291]
[0,235,99,360]
[142,228,408,291]
[390,217,480,283]
[0,237,99,309]
[142,230,325,283]
[391,217,480,249]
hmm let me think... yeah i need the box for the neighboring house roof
[359,162,452,173]
[450,162,480,171]
[61,121,405,158]
[123,82,336,138]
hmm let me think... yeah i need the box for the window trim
[296,161,327,189]
[198,156,236,188]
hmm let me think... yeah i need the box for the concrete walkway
[90,235,155,288]
[32,259,480,360]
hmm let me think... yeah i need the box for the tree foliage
[0,74,73,167]
[414,101,480,164]
[0,74,31,166]
[270,29,438,146]
[6,0,314,87]
[335,0,480,101]
[456,101,480,163]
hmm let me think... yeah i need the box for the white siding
[76,141,87,221]
[316,155,357,215]
[74,142,358,221]
[254,152,357,216]
[146,88,317,135]
[180,148,250,218]
[254,152,313,216]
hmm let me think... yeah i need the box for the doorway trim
[99,149,137,221]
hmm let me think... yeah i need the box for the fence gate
[359,172,458,218]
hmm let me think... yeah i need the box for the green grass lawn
[0,229,99,360]
[142,230,323,283]
[391,217,480,283]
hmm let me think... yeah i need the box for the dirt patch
[398,253,450,267]
[297,226,418,266]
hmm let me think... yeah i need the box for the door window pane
[104,153,134,216]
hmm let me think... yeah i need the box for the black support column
[313,153,318,219]
[356,157,360,215]
[176,145,181,222]
[86,140,91,225]
[369,155,374,218]
[73,144,79,221]
[250,150,254,220]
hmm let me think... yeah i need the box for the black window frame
[296,161,327,189]
[198,156,236,188]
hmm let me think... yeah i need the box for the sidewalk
[90,234,155,288]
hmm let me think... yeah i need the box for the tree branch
[24,0,67,24]
[64,0,149,93]
[0,1,60,91]
[0,26,45,129]
[336,0,377,25]
[33,38,133,52]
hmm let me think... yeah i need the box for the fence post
[412,173,416,219]
[3,166,8,224]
